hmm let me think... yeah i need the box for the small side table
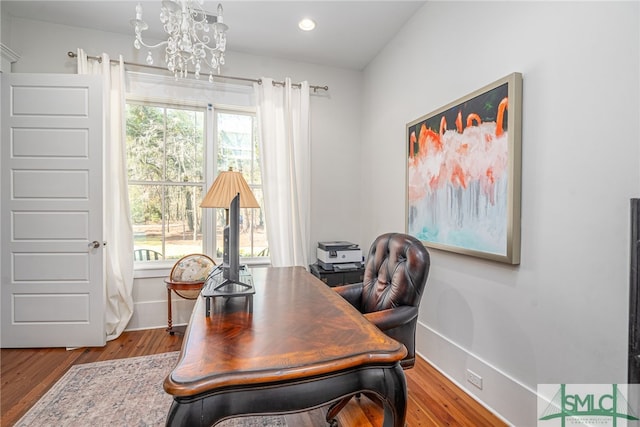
[164,279,205,335]
[164,253,216,335]
[309,263,365,287]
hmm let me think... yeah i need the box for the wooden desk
[163,266,407,427]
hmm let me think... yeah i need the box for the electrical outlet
[466,369,483,390]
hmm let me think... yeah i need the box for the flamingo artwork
[407,81,512,256]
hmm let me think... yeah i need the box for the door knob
[89,241,101,249]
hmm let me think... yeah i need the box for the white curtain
[77,49,134,340]
[254,78,311,267]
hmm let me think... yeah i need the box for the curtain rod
[67,51,329,92]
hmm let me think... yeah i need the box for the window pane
[130,184,164,259]
[127,103,266,263]
[215,205,268,258]
[165,109,204,183]
[251,117,262,186]
[165,185,204,259]
[248,187,268,257]
[127,103,206,262]
[216,111,268,258]
[126,105,165,182]
[217,112,253,177]
[215,209,226,259]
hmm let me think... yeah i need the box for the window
[214,110,268,258]
[126,104,205,261]
[126,102,267,263]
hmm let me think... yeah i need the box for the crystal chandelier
[131,1,228,81]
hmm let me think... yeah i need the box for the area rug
[15,352,287,427]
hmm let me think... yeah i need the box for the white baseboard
[126,298,197,332]
[416,321,539,426]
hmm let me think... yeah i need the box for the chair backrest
[134,248,163,261]
[360,232,430,313]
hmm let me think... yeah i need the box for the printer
[316,241,363,271]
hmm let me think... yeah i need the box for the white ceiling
[1,1,426,70]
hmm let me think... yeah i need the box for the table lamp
[200,167,260,223]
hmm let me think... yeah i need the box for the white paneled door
[1,73,105,348]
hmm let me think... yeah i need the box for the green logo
[538,384,639,427]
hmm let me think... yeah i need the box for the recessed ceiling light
[298,18,316,31]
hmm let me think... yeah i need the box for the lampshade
[200,168,260,209]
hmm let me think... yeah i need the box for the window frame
[204,103,264,262]
[126,101,208,265]
[126,96,267,277]
[210,106,265,260]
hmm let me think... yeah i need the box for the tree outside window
[126,103,268,262]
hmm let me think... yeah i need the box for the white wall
[360,1,640,425]
[3,14,366,245]
[4,3,640,424]
[1,16,366,330]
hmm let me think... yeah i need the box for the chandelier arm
[135,38,169,49]
[189,22,225,54]
[198,41,222,53]
[190,33,212,48]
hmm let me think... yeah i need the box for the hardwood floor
[1,328,506,426]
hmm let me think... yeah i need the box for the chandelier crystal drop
[131,1,228,80]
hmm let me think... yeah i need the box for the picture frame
[406,72,522,264]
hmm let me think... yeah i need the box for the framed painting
[406,72,522,264]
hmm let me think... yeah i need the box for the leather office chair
[327,232,430,426]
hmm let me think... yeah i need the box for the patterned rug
[15,352,287,427]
